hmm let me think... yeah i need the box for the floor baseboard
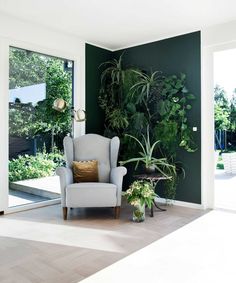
[156,197,204,210]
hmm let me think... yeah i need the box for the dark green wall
[85,44,112,134]
[85,32,201,204]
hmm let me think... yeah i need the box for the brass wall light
[52,98,67,112]
[52,98,86,122]
[72,107,86,122]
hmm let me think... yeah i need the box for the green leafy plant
[99,54,197,201]
[214,85,231,151]
[154,74,197,154]
[9,103,38,137]
[9,147,64,182]
[129,70,162,122]
[162,160,185,202]
[120,126,176,177]
[125,180,157,208]
[229,90,236,132]
[35,60,72,149]
[9,47,47,89]
[9,48,73,149]
[99,54,140,138]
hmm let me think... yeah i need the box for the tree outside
[214,84,236,151]
[9,47,73,182]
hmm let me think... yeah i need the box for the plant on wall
[99,54,197,201]
[99,54,139,137]
[154,74,197,154]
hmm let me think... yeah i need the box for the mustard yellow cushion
[72,160,99,183]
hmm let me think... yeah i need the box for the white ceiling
[0,0,236,50]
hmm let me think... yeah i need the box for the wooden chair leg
[63,207,68,220]
[114,206,120,219]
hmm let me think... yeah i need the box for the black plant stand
[135,173,170,217]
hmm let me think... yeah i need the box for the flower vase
[133,202,145,222]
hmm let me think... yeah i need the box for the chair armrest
[110,166,127,206]
[56,167,73,207]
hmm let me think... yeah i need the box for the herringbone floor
[0,202,207,283]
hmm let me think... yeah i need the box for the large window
[9,47,73,207]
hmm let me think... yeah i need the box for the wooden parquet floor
[0,201,207,283]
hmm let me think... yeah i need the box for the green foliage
[35,60,72,139]
[229,90,236,131]
[9,48,47,89]
[9,103,38,137]
[120,126,176,177]
[153,121,178,154]
[9,48,72,142]
[153,74,197,154]
[215,103,230,131]
[216,154,224,170]
[99,54,140,137]
[164,177,177,201]
[214,85,230,131]
[9,147,64,182]
[99,54,197,200]
[163,160,185,201]
[107,108,129,129]
[214,84,229,107]
[99,55,197,158]
[125,180,157,209]
[130,70,162,117]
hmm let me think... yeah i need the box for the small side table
[135,173,170,217]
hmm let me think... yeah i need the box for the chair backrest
[63,134,120,183]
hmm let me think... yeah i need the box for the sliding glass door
[9,47,73,207]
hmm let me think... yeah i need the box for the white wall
[0,13,86,212]
[201,20,236,208]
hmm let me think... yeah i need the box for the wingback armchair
[56,134,127,220]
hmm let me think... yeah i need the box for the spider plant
[129,70,162,122]
[120,126,176,177]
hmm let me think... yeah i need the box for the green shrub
[9,149,65,182]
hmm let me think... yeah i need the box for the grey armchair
[56,134,127,220]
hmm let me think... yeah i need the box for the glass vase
[133,202,145,222]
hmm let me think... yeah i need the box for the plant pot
[132,202,145,222]
[222,152,236,174]
[144,165,155,174]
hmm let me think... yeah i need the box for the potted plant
[120,126,176,176]
[125,180,156,222]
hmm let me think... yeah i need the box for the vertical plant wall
[85,32,201,204]
[99,55,197,201]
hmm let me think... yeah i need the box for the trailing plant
[99,54,139,136]
[153,73,197,154]
[163,160,185,202]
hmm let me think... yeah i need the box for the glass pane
[9,47,73,207]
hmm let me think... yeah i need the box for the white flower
[130,199,140,206]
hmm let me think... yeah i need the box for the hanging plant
[154,73,197,155]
